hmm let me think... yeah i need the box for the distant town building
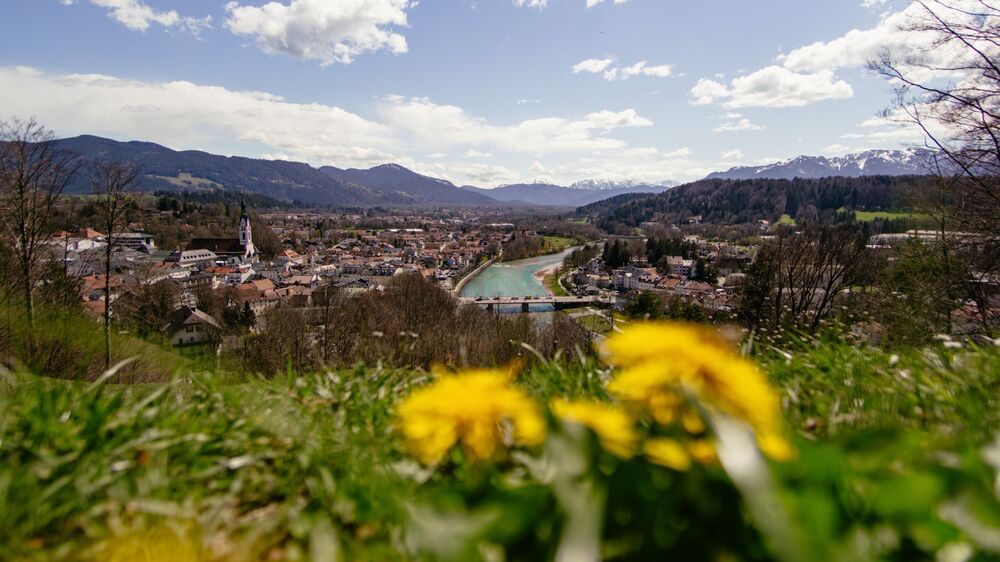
[187,199,257,261]
[115,232,156,251]
[163,306,222,347]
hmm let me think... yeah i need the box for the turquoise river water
[460,248,574,302]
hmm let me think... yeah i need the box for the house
[276,248,303,266]
[165,249,219,267]
[115,232,157,251]
[335,277,371,295]
[665,256,695,277]
[163,306,222,347]
[276,285,312,307]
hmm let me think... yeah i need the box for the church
[186,200,257,262]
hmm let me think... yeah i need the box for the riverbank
[459,247,575,299]
[534,262,567,297]
[500,235,578,262]
[451,253,500,294]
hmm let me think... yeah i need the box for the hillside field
[2,330,1000,561]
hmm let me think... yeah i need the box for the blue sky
[0,0,929,186]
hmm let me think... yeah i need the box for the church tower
[239,198,256,260]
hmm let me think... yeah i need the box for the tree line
[582,175,932,234]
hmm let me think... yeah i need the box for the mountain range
[462,182,674,207]
[51,136,937,208]
[705,148,935,180]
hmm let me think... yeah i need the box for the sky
[0,0,937,187]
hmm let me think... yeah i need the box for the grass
[1,305,211,383]
[760,337,1000,440]
[854,210,930,222]
[543,270,568,297]
[574,311,614,335]
[2,336,1000,560]
[542,235,575,252]
[834,207,932,223]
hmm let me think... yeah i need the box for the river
[460,248,574,306]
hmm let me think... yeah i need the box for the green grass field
[3,335,1000,561]
[854,210,931,222]
[543,270,568,296]
[573,311,614,334]
[542,235,576,252]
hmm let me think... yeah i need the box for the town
[48,192,773,361]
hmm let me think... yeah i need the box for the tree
[736,226,874,333]
[869,0,1000,243]
[0,118,78,334]
[243,307,317,376]
[90,160,140,369]
[692,258,718,284]
[665,297,710,324]
[626,291,665,319]
[603,239,632,269]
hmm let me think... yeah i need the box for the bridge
[458,295,615,312]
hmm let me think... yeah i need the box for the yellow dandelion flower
[551,399,638,459]
[98,524,205,562]
[681,408,706,434]
[603,322,792,461]
[606,361,686,426]
[757,431,794,461]
[397,369,544,465]
[688,439,718,465]
[644,438,690,471]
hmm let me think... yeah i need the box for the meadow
[2,324,1000,561]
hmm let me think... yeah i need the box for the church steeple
[239,197,256,260]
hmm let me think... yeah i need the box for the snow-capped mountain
[705,148,937,180]
[570,179,676,191]
[463,180,673,207]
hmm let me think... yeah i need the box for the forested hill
[578,175,933,232]
[55,135,406,207]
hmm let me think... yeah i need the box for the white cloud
[822,143,854,154]
[778,2,985,85]
[444,163,521,185]
[0,66,391,167]
[585,0,628,6]
[4,63,732,187]
[379,96,652,153]
[604,61,672,81]
[720,148,744,160]
[840,108,936,145]
[529,160,550,174]
[572,58,614,74]
[66,0,210,33]
[542,145,702,185]
[0,66,671,188]
[689,2,991,110]
[690,66,853,108]
[514,0,627,8]
[690,79,730,105]
[515,98,540,105]
[575,57,672,81]
[583,108,653,129]
[224,0,413,66]
[462,149,492,158]
[713,113,763,133]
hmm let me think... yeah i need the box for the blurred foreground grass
[1,338,999,561]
